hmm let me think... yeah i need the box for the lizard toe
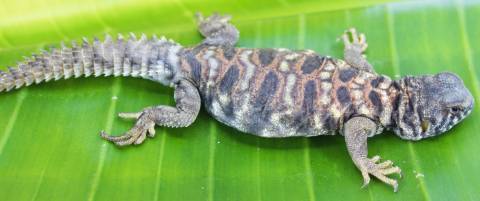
[380,166,402,176]
[343,28,368,52]
[118,112,142,120]
[362,156,401,192]
[100,130,131,142]
[101,115,156,146]
[360,169,371,188]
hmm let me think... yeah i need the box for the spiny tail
[0,33,182,92]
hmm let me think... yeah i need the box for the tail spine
[0,33,182,92]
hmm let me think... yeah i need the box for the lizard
[0,13,474,192]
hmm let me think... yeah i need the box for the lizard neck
[362,75,402,133]
[388,77,422,138]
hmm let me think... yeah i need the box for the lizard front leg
[342,28,374,73]
[344,117,402,192]
[101,79,201,146]
[196,12,239,46]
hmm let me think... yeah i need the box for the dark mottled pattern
[303,80,317,114]
[320,78,332,83]
[322,114,337,130]
[219,65,239,93]
[191,43,208,55]
[337,86,351,105]
[371,76,385,88]
[434,115,448,134]
[301,55,324,74]
[202,92,215,111]
[222,101,235,119]
[258,49,276,66]
[339,68,358,82]
[369,91,383,113]
[407,94,416,113]
[342,105,357,121]
[397,93,418,136]
[177,46,403,138]
[403,111,418,137]
[8,67,21,79]
[295,80,317,133]
[254,71,278,107]
[392,80,401,90]
[185,51,202,83]
[222,45,237,60]
[248,71,279,133]
[390,94,402,127]
[294,117,310,134]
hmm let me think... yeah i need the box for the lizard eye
[450,106,463,113]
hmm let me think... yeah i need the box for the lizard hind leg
[100,80,201,146]
[195,12,239,46]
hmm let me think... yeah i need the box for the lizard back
[179,45,398,137]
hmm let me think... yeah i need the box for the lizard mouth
[428,105,473,136]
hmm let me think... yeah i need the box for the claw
[358,156,401,192]
[361,174,371,189]
[100,115,156,146]
[360,166,371,188]
[359,33,366,44]
[148,126,156,137]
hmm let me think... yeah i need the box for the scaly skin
[0,13,474,192]
[180,46,395,138]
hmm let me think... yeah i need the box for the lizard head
[392,72,474,140]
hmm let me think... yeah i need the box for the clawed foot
[100,111,156,146]
[195,12,238,46]
[195,12,232,37]
[342,28,368,54]
[195,12,232,28]
[359,155,402,192]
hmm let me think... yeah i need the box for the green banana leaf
[1,0,479,200]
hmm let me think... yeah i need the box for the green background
[1,0,479,200]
